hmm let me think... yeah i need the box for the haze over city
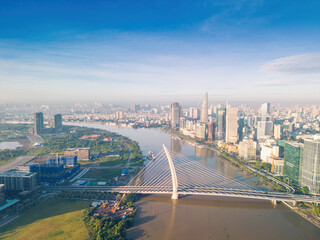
[0,0,319,104]
[1,1,320,240]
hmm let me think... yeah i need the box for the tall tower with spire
[200,92,208,123]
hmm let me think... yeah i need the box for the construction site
[92,194,136,220]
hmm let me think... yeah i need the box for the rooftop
[0,170,37,177]
[286,141,304,148]
[66,148,90,150]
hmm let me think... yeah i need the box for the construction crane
[111,194,126,213]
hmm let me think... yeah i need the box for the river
[69,122,320,239]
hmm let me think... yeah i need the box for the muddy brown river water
[71,123,320,239]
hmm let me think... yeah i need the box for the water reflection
[170,136,182,154]
[164,199,177,240]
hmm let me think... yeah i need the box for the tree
[301,186,309,195]
[116,194,122,201]
[312,204,320,216]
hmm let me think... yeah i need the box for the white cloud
[260,52,320,75]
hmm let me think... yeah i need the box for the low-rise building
[273,158,284,176]
[65,148,90,161]
[0,184,5,204]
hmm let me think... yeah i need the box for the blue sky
[0,0,319,104]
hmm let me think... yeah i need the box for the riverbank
[282,201,320,229]
[167,128,320,229]
[166,128,290,190]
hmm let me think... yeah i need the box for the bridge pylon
[163,144,178,200]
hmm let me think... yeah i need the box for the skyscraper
[207,122,215,140]
[237,118,244,142]
[300,135,320,194]
[257,121,273,140]
[200,92,208,123]
[257,103,272,140]
[274,124,282,140]
[54,114,62,131]
[225,105,238,143]
[216,108,226,140]
[283,142,303,183]
[261,102,270,121]
[171,102,181,128]
[34,112,44,135]
[130,104,140,112]
[189,107,200,119]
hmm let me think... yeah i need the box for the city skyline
[0,0,319,104]
[1,2,320,238]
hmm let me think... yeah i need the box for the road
[244,163,295,194]
[27,134,44,146]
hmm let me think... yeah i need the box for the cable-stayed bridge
[46,145,320,204]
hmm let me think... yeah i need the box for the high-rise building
[225,105,238,143]
[239,139,257,161]
[257,121,273,140]
[300,135,320,194]
[207,122,215,140]
[274,124,282,140]
[195,122,207,140]
[257,103,273,140]
[0,170,38,191]
[283,142,303,183]
[189,107,200,119]
[116,111,124,119]
[261,103,270,121]
[171,102,181,128]
[34,112,44,135]
[237,118,245,142]
[216,108,226,140]
[130,104,140,112]
[200,92,208,123]
[180,117,186,129]
[260,140,280,163]
[54,114,62,130]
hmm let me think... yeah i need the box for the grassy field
[0,199,91,240]
[81,168,122,181]
[78,155,125,167]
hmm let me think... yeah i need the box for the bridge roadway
[44,185,320,204]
